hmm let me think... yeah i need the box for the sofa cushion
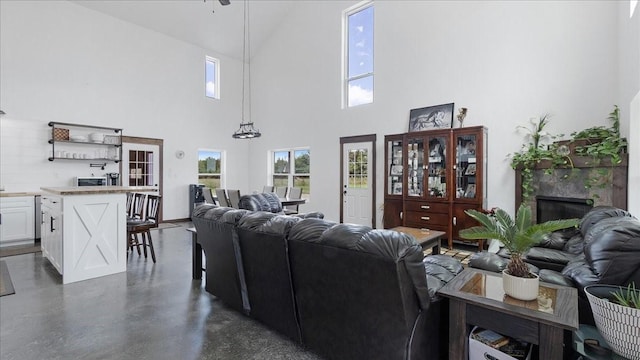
[579,206,634,237]
[238,192,283,213]
[526,247,579,266]
[537,228,580,250]
[468,252,508,273]
[539,269,574,287]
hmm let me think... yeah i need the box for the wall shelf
[48,122,122,163]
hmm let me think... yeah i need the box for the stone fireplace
[515,155,628,223]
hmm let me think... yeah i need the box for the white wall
[618,0,640,215]
[249,0,622,223]
[0,1,250,220]
[1,0,633,223]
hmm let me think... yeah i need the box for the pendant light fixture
[232,0,261,139]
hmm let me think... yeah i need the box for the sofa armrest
[423,255,464,299]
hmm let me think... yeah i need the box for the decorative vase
[584,285,640,360]
[502,270,539,301]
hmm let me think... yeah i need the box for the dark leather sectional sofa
[191,204,463,360]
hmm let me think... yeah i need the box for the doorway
[340,134,376,227]
[121,136,163,222]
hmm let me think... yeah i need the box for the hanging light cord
[241,0,251,124]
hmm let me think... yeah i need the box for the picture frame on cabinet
[392,182,403,195]
[390,165,403,175]
[464,184,476,198]
[408,103,454,132]
[465,164,476,176]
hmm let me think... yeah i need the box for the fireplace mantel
[515,154,628,222]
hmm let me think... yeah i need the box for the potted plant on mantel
[584,283,640,360]
[459,204,579,300]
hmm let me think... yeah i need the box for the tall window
[205,56,220,99]
[344,2,374,107]
[271,149,311,198]
[198,150,224,190]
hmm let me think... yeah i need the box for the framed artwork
[408,103,454,132]
[464,164,476,176]
[390,165,403,175]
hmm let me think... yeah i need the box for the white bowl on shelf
[89,133,104,143]
[69,135,88,142]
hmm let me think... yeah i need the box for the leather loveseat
[496,206,636,272]
[191,204,463,360]
[469,206,640,324]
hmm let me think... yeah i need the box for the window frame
[198,149,225,190]
[342,1,374,108]
[205,56,220,99]
[269,147,311,199]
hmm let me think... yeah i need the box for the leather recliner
[191,205,251,314]
[287,219,463,360]
[235,211,304,343]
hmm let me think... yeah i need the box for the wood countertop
[40,186,157,195]
[0,192,41,197]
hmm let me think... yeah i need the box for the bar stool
[127,194,161,263]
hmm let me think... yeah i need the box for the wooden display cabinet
[383,126,487,250]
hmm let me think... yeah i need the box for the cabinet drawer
[0,196,34,208]
[41,196,62,212]
[403,222,448,233]
[405,211,449,227]
[405,201,449,214]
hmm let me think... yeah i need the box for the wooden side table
[391,226,444,255]
[437,268,579,360]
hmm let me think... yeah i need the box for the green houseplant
[460,204,578,300]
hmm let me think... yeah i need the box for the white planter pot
[502,270,539,301]
[585,285,640,360]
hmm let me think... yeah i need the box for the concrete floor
[0,224,322,360]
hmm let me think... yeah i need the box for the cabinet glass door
[455,133,477,200]
[426,136,448,199]
[387,139,403,196]
[406,138,424,197]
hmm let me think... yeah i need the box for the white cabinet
[0,196,35,247]
[41,195,63,273]
[40,191,126,284]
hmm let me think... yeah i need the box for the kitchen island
[40,186,155,284]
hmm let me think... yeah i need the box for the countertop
[0,192,41,197]
[40,186,157,195]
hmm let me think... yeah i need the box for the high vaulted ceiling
[71,0,297,60]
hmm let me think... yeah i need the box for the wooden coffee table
[437,268,579,360]
[391,226,444,255]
